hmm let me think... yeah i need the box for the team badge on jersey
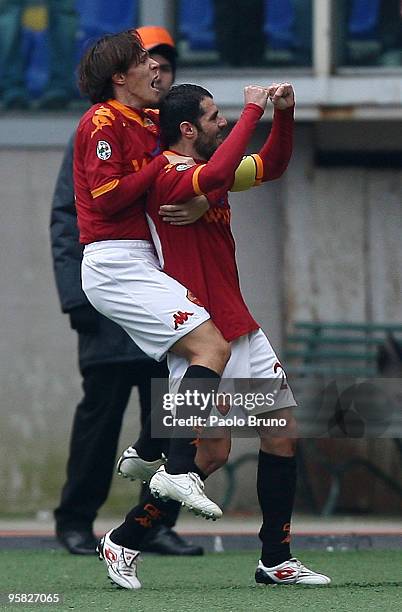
[175,164,191,172]
[96,140,112,160]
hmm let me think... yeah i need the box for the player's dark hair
[159,84,212,146]
[78,29,146,103]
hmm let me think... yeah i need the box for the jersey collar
[163,149,196,165]
[107,99,159,134]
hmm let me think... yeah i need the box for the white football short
[168,328,297,417]
[81,240,210,361]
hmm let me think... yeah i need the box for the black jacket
[50,135,153,372]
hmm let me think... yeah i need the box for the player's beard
[194,129,221,160]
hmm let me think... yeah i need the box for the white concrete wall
[284,124,402,326]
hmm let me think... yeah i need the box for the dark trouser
[54,359,179,530]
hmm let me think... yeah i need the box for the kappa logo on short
[96,140,112,160]
[173,310,194,329]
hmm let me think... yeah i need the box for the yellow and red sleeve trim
[251,154,264,185]
[91,178,119,199]
[192,164,207,196]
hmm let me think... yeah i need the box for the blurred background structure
[0,0,401,520]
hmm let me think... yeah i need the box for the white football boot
[149,465,223,520]
[117,446,166,483]
[97,530,141,589]
[255,558,331,586]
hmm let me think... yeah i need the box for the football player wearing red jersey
[99,84,330,588]
[75,30,274,534]
[52,26,208,557]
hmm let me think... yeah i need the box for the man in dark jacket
[50,26,203,556]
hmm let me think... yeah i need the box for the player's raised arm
[231,82,295,192]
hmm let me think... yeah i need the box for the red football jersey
[146,105,293,341]
[74,99,167,244]
[145,103,270,342]
[147,158,259,342]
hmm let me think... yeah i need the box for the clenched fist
[267,82,295,110]
[244,85,269,111]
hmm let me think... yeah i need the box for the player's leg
[247,329,330,585]
[255,407,298,570]
[82,243,229,519]
[195,434,232,476]
[255,410,329,585]
[171,317,230,373]
[98,340,231,587]
[162,319,230,476]
[116,329,228,519]
[55,363,133,554]
[118,358,169,474]
[98,483,193,589]
[124,321,229,468]
[104,360,192,547]
[147,346,227,519]
[100,433,230,585]
[134,358,204,555]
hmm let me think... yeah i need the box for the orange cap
[136,26,175,51]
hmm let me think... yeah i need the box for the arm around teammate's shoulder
[93,154,168,216]
[75,117,168,217]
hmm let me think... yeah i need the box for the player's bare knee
[257,408,297,456]
[201,449,229,474]
[188,334,230,374]
[196,437,230,474]
[171,321,230,373]
[212,336,231,371]
[209,443,230,470]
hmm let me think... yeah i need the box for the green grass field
[1,549,401,611]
